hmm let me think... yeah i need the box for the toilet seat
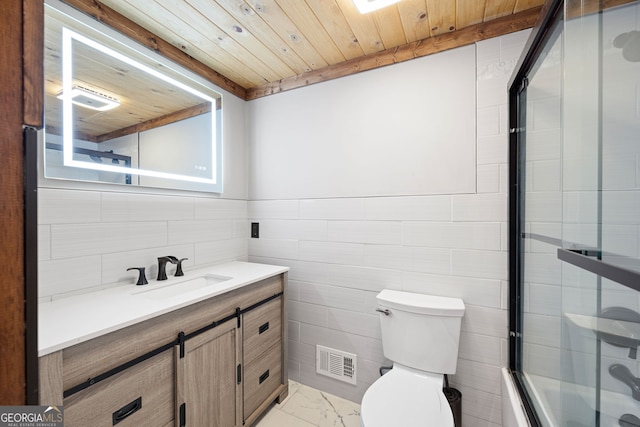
[360,365,454,427]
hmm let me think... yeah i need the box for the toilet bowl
[360,289,465,427]
[360,365,454,427]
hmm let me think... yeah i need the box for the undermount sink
[130,274,232,299]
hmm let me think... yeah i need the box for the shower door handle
[557,248,640,293]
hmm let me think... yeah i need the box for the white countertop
[38,261,288,356]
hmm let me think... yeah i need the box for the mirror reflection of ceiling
[44,9,216,143]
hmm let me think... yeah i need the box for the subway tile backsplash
[38,190,248,299]
[50,221,168,259]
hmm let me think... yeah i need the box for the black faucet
[157,256,175,281]
[127,267,148,286]
[157,256,188,280]
[167,256,188,277]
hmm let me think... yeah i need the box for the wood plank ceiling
[65,0,544,100]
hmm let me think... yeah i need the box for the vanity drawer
[243,343,282,419]
[64,350,174,427]
[243,297,282,364]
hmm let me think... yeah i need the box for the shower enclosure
[509,0,640,425]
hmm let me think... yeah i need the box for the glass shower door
[516,8,603,424]
[510,1,640,426]
[598,2,640,425]
[557,4,603,426]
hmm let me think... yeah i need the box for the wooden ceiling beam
[61,0,247,99]
[246,6,542,100]
[95,102,213,142]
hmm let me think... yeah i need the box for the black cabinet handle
[112,397,142,425]
[179,403,186,427]
[259,369,270,384]
[259,322,270,334]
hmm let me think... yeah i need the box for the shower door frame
[509,0,640,425]
[507,2,564,426]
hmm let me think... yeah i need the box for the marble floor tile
[255,381,361,427]
[254,406,317,427]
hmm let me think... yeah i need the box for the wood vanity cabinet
[39,273,288,427]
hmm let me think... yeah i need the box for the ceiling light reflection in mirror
[61,27,219,185]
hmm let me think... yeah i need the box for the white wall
[247,31,531,427]
[248,46,476,200]
[38,92,249,300]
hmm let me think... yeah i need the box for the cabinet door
[175,318,241,427]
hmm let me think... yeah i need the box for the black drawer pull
[113,396,142,425]
[258,322,270,334]
[259,369,270,384]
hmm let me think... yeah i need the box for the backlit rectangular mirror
[44,0,223,192]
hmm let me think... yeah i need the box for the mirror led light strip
[61,27,219,185]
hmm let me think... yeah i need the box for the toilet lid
[361,367,454,427]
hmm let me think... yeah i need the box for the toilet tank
[377,289,465,374]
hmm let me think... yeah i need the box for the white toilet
[360,289,465,427]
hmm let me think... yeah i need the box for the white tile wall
[327,221,402,245]
[38,189,248,299]
[477,165,501,193]
[402,221,502,250]
[300,199,366,220]
[50,221,168,258]
[101,193,194,222]
[38,189,102,224]
[247,30,532,427]
[402,272,503,308]
[364,195,452,221]
[168,219,234,245]
[364,245,451,275]
[477,135,509,165]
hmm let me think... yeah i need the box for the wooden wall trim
[246,6,542,100]
[0,0,26,405]
[24,1,44,127]
[61,0,247,100]
[23,1,43,404]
